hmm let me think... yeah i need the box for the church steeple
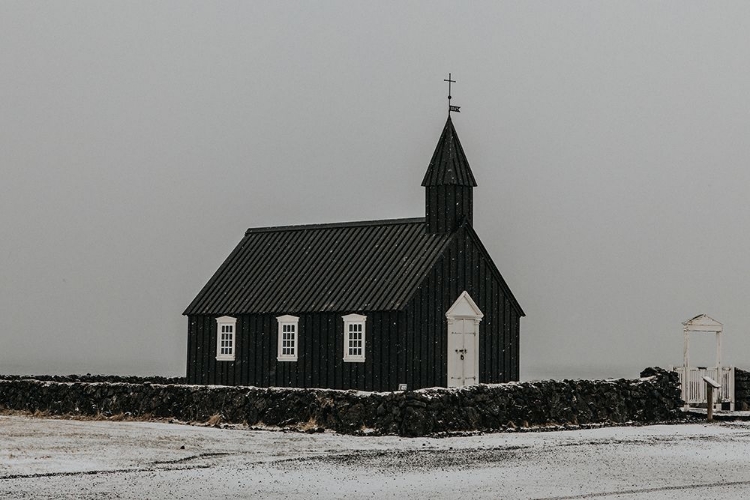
[422,116,477,234]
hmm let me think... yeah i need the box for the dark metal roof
[184,218,454,315]
[421,116,477,187]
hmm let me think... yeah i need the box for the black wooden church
[184,115,524,391]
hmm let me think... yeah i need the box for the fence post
[703,376,720,423]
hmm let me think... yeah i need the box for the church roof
[183,218,454,315]
[421,116,477,187]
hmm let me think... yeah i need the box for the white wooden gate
[674,315,735,410]
[446,291,483,388]
[672,366,735,410]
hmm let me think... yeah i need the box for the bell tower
[422,116,477,233]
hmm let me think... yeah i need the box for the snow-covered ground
[2,415,750,499]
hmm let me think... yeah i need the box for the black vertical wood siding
[187,311,402,391]
[185,225,522,391]
[425,185,473,234]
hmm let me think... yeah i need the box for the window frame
[342,313,366,362]
[215,316,237,361]
[276,315,299,362]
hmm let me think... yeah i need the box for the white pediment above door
[445,291,484,320]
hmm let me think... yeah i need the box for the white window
[215,316,237,361]
[342,313,366,362]
[276,315,299,361]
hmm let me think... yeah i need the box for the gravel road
[2,415,750,499]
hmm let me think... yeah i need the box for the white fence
[671,366,735,410]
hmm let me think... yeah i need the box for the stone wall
[735,368,750,411]
[0,374,186,384]
[0,368,683,437]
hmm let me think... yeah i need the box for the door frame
[446,291,484,387]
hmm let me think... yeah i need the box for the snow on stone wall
[0,369,682,437]
[0,374,186,384]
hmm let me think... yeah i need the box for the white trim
[215,316,237,361]
[342,313,366,362]
[445,291,484,320]
[446,292,482,387]
[681,314,724,373]
[277,315,299,361]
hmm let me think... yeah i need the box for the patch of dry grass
[0,408,177,424]
[298,417,320,432]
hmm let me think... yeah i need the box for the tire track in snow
[534,478,750,499]
[0,452,232,481]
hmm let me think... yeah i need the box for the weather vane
[444,73,461,115]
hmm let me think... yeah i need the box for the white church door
[446,291,483,388]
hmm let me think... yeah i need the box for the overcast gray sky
[2,1,749,380]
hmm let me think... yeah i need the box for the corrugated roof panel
[312,224,379,311]
[366,224,427,309]
[388,229,454,309]
[342,223,414,310]
[184,218,454,315]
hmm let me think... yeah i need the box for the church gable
[400,223,524,318]
[397,222,523,385]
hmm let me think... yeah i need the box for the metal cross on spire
[444,73,461,115]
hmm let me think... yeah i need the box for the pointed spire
[421,116,477,187]
[422,117,477,234]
